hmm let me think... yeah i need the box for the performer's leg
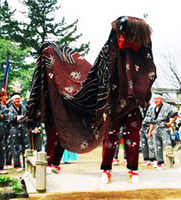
[100,120,120,183]
[10,128,21,168]
[50,139,64,166]
[153,128,164,165]
[45,125,64,172]
[21,127,31,168]
[100,120,120,170]
[45,125,58,165]
[5,126,12,166]
[140,125,150,162]
[122,108,141,183]
[123,109,141,171]
[148,136,156,163]
[0,128,6,172]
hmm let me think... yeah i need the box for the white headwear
[154,94,163,99]
[11,93,21,100]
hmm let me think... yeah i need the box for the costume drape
[27,19,156,153]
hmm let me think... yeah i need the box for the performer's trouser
[10,126,31,168]
[100,108,141,171]
[4,125,12,165]
[140,125,156,161]
[153,126,172,165]
[45,125,64,166]
[0,126,5,170]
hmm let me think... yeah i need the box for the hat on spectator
[11,92,21,100]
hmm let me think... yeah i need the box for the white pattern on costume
[48,73,53,79]
[65,85,74,93]
[126,63,130,71]
[80,140,88,150]
[78,56,84,60]
[106,141,113,149]
[49,55,55,65]
[148,72,156,80]
[93,127,100,140]
[120,99,126,108]
[130,121,137,128]
[135,64,139,71]
[128,80,133,89]
[70,71,82,80]
[147,53,152,59]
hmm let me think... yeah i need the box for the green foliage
[0,0,90,95]
[0,176,26,194]
[0,39,30,68]
[176,103,180,111]
[0,176,12,183]
[0,0,24,42]
[0,38,34,97]
[8,64,34,97]
[11,179,25,194]
[13,0,90,55]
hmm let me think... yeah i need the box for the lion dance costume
[27,16,156,178]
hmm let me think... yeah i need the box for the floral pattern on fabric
[27,15,156,153]
[70,71,82,80]
[65,85,75,93]
[80,140,88,150]
[93,127,100,140]
[148,72,156,80]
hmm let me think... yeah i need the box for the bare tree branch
[160,52,181,89]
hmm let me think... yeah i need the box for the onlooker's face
[154,96,163,107]
[0,95,8,104]
[12,97,21,107]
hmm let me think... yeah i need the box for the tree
[1,0,90,55]
[0,0,90,96]
[0,0,24,42]
[0,38,33,96]
[159,53,181,89]
[18,0,90,56]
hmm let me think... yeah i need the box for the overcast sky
[7,0,181,87]
[59,0,181,63]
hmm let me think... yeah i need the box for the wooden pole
[24,149,33,172]
[165,146,174,168]
[36,151,47,192]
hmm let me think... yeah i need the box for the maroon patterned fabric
[27,42,111,153]
[101,108,141,170]
[27,17,156,153]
